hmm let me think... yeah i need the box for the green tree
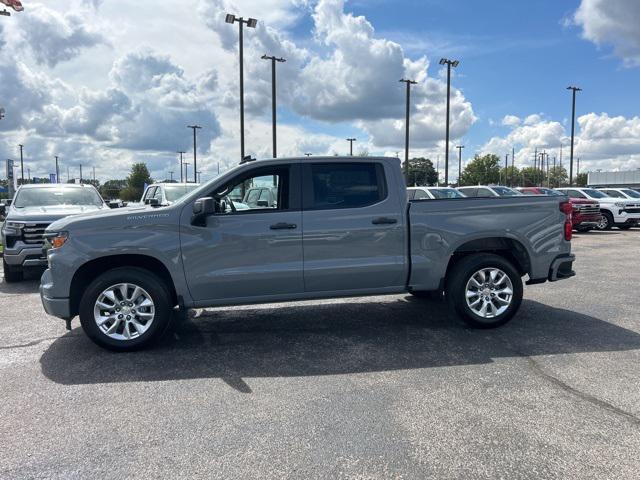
[404,157,438,186]
[548,166,568,188]
[459,154,501,186]
[500,166,520,187]
[120,163,153,201]
[576,172,588,187]
[100,179,128,200]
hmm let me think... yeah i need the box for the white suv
[407,187,466,200]
[557,187,640,230]
[457,185,522,197]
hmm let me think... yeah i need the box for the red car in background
[518,187,603,232]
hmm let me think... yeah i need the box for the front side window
[621,189,640,199]
[476,188,494,197]
[414,190,430,199]
[491,186,520,196]
[429,188,465,199]
[565,189,586,199]
[602,190,623,198]
[582,189,608,199]
[212,168,289,214]
[306,163,386,210]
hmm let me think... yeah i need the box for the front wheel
[79,267,173,351]
[2,258,23,283]
[446,254,523,329]
[596,212,613,231]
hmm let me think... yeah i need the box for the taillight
[560,201,572,241]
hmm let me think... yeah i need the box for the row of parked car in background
[408,185,640,232]
[1,177,638,284]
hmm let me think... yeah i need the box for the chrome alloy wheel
[596,216,608,230]
[465,268,514,319]
[93,283,155,341]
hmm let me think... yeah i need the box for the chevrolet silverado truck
[2,184,108,282]
[557,187,640,230]
[518,187,602,232]
[39,157,576,351]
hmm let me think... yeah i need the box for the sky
[1,0,640,183]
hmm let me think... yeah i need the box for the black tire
[617,224,632,230]
[79,267,173,351]
[410,290,444,301]
[596,212,613,231]
[575,226,592,233]
[2,258,23,283]
[446,253,523,329]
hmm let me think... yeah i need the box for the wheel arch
[69,254,178,318]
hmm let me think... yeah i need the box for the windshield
[582,189,608,199]
[620,189,640,199]
[538,187,565,196]
[14,187,104,208]
[491,186,521,196]
[164,184,200,202]
[429,188,465,199]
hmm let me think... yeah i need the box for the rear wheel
[446,254,523,329]
[2,258,23,283]
[79,267,173,351]
[596,212,613,231]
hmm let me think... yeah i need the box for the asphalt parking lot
[1,231,639,479]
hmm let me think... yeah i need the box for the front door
[181,163,303,303]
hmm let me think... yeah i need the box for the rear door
[301,161,406,293]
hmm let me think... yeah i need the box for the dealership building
[588,170,640,189]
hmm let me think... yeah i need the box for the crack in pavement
[0,335,80,351]
[521,352,640,426]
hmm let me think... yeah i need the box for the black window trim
[301,161,388,211]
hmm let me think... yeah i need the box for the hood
[569,198,598,205]
[46,203,171,231]
[7,204,107,223]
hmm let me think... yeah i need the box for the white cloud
[573,0,640,67]
[502,115,521,127]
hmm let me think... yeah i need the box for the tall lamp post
[225,13,258,162]
[261,54,286,158]
[439,58,459,185]
[177,151,186,182]
[399,78,417,182]
[456,145,464,186]
[567,86,582,186]
[54,155,59,184]
[18,144,24,184]
[187,125,201,183]
[183,162,191,183]
[346,138,356,156]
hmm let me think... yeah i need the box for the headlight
[614,202,625,207]
[2,221,25,236]
[44,231,69,249]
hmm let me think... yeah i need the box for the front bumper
[3,245,48,267]
[40,268,72,319]
[548,254,576,282]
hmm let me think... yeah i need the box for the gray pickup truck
[39,157,575,350]
[2,184,108,282]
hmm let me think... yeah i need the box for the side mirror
[256,200,269,207]
[108,200,121,209]
[145,198,160,207]
[192,197,215,226]
[5,199,12,206]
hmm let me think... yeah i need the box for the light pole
[92,166,96,184]
[18,144,24,184]
[168,171,174,182]
[439,58,459,185]
[456,145,464,186]
[187,126,201,183]
[183,162,191,182]
[346,138,356,156]
[226,13,258,162]
[399,78,417,182]
[511,147,515,187]
[178,151,185,182]
[504,154,509,186]
[54,155,59,184]
[261,54,286,158]
[80,164,83,183]
[567,86,582,186]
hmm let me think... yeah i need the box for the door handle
[270,222,297,230]
[372,217,398,225]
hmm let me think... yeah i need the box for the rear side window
[476,188,494,197]
[458,188,476,197]
[305,163,387,210]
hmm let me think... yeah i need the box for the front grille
[624,207,640,214]
[578,205,600,215]
[22,223,50,245]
